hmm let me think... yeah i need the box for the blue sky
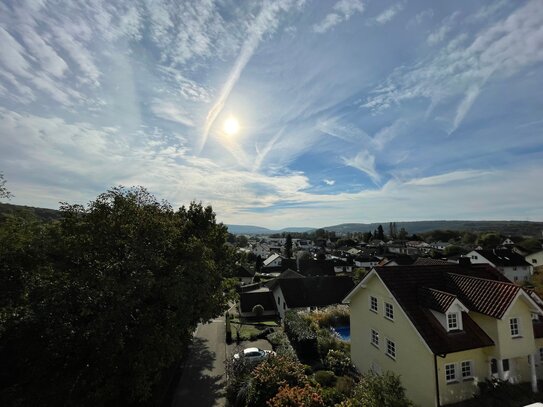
[1,0,542,228]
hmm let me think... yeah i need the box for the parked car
[233,347,275,363]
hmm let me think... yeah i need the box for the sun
[223,117,240,135]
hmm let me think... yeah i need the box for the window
[491,358,498,374]
[385,302,394,320]
[510,317,520,337]
[533,259,538,264]
[502,359,510,372]
[461,361,473,379]
[471,255,478,260]
[370,296,378,313]
[539,348,543,362]
[371,329,379,347]
[386,339,396,359]
[445,363,456,383]
[447,312,459,331]
[278,296,280,305]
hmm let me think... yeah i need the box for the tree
[345,372,414,407]
[398,227,408,240]
[285,234,293,258]
[268,383,325,407]
[376,225,385,240]
[0,172,13,200]
[236,234,249,247]
[362,232,372,243]
[0,186,234,406]
[477,233,502,249]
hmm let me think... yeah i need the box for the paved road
[171,317,227,407]
[170,315,274,407]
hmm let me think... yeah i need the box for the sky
[1,0,543,229]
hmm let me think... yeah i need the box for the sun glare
[223,117,240,135]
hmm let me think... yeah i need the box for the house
[526,250,543,270]
[343,264,543,407]
[354,255,381,269]
[466,249,534,282]
[262,253,285,268]
[235,265,255,285]
[239,287,278,317]
[267,270,354,319]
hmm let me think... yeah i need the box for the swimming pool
[333,325,350,341]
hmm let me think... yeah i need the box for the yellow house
[343,264,543,407]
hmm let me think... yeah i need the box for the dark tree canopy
[285,234,293,258]
[0,186,234,406]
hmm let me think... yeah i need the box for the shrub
[325,349,353,376]
[267,383,325,407]
[245,355,308,406]
[252,304,264,318]
[225,346,255,406]
[314,370,337,387]
[266,330,297,359]
[284,311,318,363]
[306,305,350,328]
[345,372,414,407]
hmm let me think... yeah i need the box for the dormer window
[447,312,459,331]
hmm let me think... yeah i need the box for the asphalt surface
[171,317,227,407]
[170,315,273,407]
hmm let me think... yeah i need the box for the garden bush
[284,310,318,363]
[266,330,297,359]
[325,349,354,376]
[306,305,350,328]
[314,370,337,387]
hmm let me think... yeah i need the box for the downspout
[434,353,446,407]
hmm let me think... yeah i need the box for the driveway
[171,317,227,407]
[170,316,274,407]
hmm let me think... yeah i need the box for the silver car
[233,347,275,363]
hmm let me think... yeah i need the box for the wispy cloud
[201,0,302,153]
[151,99,195,127]
[343,149,380,184]
[404,169,491,186]
[375,3,404,25]
[427,12,459,45]
[313,0,364,33]
[323,179,336,185]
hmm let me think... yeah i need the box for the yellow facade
[350,274,436,407]
[348,273,541,407]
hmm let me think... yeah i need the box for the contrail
[198,0,296,154]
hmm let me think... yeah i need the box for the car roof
[243,347,260,353]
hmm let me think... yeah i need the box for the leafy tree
[0,186,234,406]
[362,232,372,243]
[461,231,478,244]
[519,238,542,253]
[285,234,293,258]
[444,245,466,257]
[236,234,249,247]
[398,228,408,240]
[477,233,502,249]
[0,172,13,200]
[344,372,414,407]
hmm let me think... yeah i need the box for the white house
[466,249,533,282]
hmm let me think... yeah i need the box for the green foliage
[443,245,466,256]
[306,305,350,328]
[314,370,337,387]
[465,379,541,407]
[285,234,293,258]
[0,186,233,406]
[252,304,264,318]
[267,330,297,359]
[477,233,502,249]
[324,349,353,376]
[0,172,13,200]
[345,372,414,407]
[284,311,319,363]
[245,355,309,407]
[518,238,543,253]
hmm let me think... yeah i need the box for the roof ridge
[420,286,457,297]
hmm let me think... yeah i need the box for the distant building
[466,249,533,282]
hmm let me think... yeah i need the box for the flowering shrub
[267,383,325,407]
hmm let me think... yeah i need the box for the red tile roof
[419,287,457,313]
[445,273,520,319]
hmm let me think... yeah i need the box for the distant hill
[226,224,314,234]
[321,220,543,236]
[0,202,61,222]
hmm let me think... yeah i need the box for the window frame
[447,312,459,331]
[510,317,521,337]
[385,302,394,321]
[385,338,396,360]
[370,329,380,348]
[461,360,473,380]
[445,363,457,383]
[370,296,378,313]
